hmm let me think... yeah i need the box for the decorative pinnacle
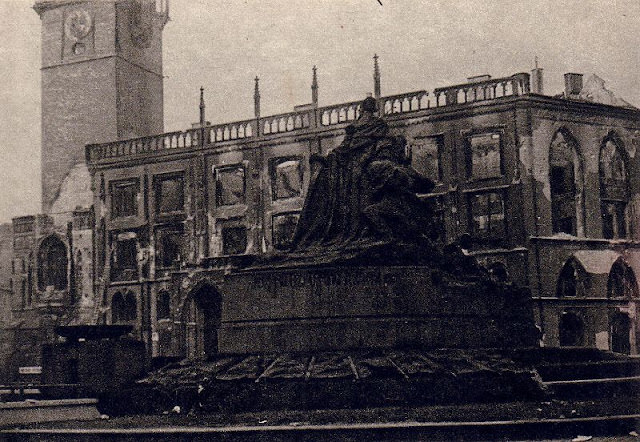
[199,86,205,126]
[373,54,381,99]
[311,66,318,106]
[254,76,261,118]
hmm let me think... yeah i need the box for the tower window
[111,180,139,218]
[155,173,184,214]
[270,157,303,200]
[215,165,245,206]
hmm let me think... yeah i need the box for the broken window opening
[215,165,245,206]
[156,290,171,320]
[112,290,137,323]
[111,179,139,218]
[37,235,68,291]
[220,224,247,256]
[559,312,584,347]
[467,132,502,180]
[155,173,184,214]
[600,139,629,239]
[270,157,303,200]
[469,191,505,243]
[155,226,184,268]
[557,260,580,298]
[272,212,300,250]
[550,131,581,235]
[608,260,638,299]
[410,135,443,183]
[111,234,138,281]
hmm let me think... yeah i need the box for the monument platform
[216,264,538,354]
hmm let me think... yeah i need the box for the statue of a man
[290,97,434,252]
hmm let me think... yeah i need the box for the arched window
[600,137,629,239]
[557,259,582,298]
[559,312,584,346]
[157,290,171,320]
[608,259,638,299]
[37,236,68,291]
[112,290,137,323]
[549,130,582,235]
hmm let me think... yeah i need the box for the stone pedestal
[217,265,537,354]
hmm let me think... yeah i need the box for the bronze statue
[290,97,436,253]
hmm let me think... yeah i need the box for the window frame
[271,211,301,250]
[467,189,507,244]
[154,172,185,215]
[214,164,247,207]
[269,156,304,201]
[465,129,504,181]
[110,179,140,219]
[410,134,445,183]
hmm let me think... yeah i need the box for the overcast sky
[0,0,639,223]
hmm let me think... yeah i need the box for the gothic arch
[112,290,137,323]
[549,128,585,236]
[556,257,586,298]
[181,281,222,360]
[37,234,68,291]
[599,132,630,239]
[607,258,639,299]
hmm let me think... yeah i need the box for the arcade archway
[183,283,222,360]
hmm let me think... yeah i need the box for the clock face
[65,9,93,41]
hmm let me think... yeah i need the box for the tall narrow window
[157,290,171,320]
[600,138,629,239]
[155,226,183,268]
[111,179,139,218]
[270,157,303,200]
[550,131,581,235]
[410,135,444,183]
[608,260,638,299]
[155,173,184,214]
[37,235,68,291]
[557,259,581,298]
[111,234,138,281]
[215,165,245,206]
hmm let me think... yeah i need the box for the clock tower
[34,0,169,213]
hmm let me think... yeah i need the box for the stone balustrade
[87,73,531,162]
[319,100,362,126]
[261,111,311,135]
[433,73,530,106]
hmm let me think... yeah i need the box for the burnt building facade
[0,0,169,380]
[85,66,640,361]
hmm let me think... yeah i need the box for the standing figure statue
[290,96,436,255]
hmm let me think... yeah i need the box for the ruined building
[84,66,640,362]
[1,0,640,379]
[0,0,169,379]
